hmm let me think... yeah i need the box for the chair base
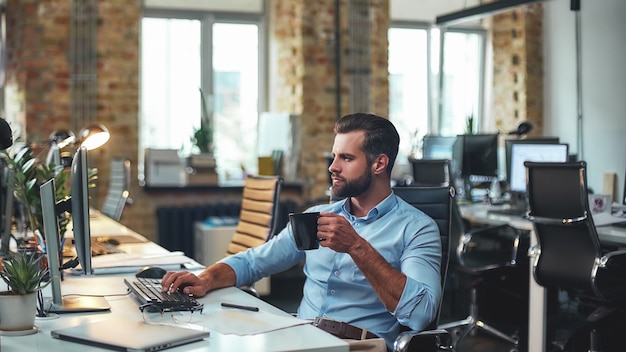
[440,315,519,348]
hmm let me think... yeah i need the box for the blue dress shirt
[221,192,442,349]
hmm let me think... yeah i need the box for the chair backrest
[525,161,603,296]
[408,158,451,187]
[393,186,454,329]
[226,175,284,256]
[100,158,132,221]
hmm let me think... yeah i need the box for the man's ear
[372,154,389,175]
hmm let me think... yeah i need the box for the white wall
[543,0,626,201]
[390,0,481,23]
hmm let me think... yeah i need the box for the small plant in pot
[0,253,49,334]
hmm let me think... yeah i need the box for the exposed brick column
[492,4,543,136]
[271,0,389,200]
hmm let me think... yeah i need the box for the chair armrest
[393,329,452,352]
[458,224,522,270]
[600,249,626,270]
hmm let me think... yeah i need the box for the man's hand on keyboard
[161,263,236,298]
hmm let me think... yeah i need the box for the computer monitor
[623,163,626,205]
[0,163,14,256]
[504,137,560,183]
[408,159,451,187]
[422,135,457,160]
[509,143,569,193]
[71,146,93,275]
[452,134,499,180]
[40,178,109,313]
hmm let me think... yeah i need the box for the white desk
[460,203,626,352]
[1,276,348,351]
[0,214,349,352]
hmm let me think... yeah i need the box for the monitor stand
[46,295,110,313]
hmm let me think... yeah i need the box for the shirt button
[322,314,327,318]
[334,271,340,276]
[330,290,336,295]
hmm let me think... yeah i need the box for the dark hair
[334,113,399,176]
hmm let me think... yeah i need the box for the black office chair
[525,161,626,351]
[392,186,454,352]
[439,223,528,349]
[100,158,132,221]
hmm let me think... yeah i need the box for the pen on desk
[220,302,260,312]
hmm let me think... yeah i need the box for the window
[140,12,263,182]
[438,29,485,136]
[388,24,485,161]
[388,26,430,161]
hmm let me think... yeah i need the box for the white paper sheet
[198,308,311,335]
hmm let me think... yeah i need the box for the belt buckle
[313,317,371,340]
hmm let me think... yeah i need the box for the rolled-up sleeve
[393,217,442,330]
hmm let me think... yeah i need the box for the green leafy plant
[0,253,49,295]
[2,147,68,235]
[190,88,214,154]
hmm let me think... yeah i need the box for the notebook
[51,316,210,352]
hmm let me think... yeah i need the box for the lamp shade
[0,118,13,150]
[78,123,110,150]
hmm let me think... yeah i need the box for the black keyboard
[124,277,202,311]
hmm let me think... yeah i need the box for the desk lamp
[76,123,110,150]
[46,123,110,167]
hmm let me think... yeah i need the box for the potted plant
[0,253,49,333]
[190,88,214,155]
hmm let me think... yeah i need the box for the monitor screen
[623,163,626,205]
[509,143,569,193]
[0,162,14,256]
[504,137,559,182]
[453,134,499,179]
[40,178,63,307]
[71,146,92,275]
[409,159,450,187]
[422,135,456,160]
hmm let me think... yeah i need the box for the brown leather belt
[313,317,379,340]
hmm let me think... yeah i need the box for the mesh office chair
[525,161,626,351]
[100,158,132,221]
[392,186,454,352]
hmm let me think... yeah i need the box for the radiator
[156,200,296,258]
[156,203,241,257]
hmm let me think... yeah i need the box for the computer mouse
[96,236,120,246]
[135,266,167,279]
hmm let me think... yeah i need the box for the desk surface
[1,277,347,352]
[1,214,348,352]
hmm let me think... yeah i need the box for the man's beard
[331,169,372,199]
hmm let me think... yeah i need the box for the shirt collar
[341,192,396,222]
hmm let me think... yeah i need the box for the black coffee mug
[289,212,321,250]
